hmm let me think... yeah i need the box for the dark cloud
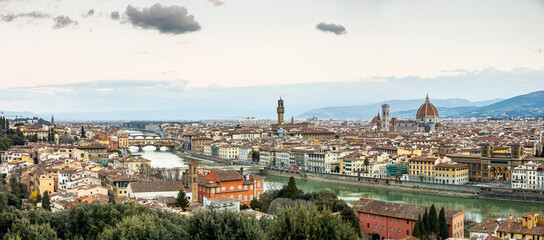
[1,11,50,22]
[87,9,94,16]
[316,22,346,35]
[125,4,201,35]
[53,15,78,29]
[208,0,224,6]
[110,11,120,20]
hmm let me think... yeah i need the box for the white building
[127,181,190,200]
[275,150,290,168]
[203,196,240,212]
[511,162,540,189]
[238,146,252,162]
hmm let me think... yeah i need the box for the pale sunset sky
[1,0,544,114]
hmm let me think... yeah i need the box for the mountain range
[298,90,544,119]
[3,90,544,121]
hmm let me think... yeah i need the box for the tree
[81,126,86,139]
[27,134,38,143]
[42,191,51,211]
[0,136,14,151]
[340,204,360,233]
[175,189,190,210]
[29,191,38,202]
[423,208,430,235]
[250,199,263,211]
[413,215,422,238]
[439,207,449,240]
[4,218,58,240]
[364,158,370,173]
[267,205,359,240]
[36,191,42,204]
[251,150,260,163]
[184,209,265,240]
[429,205,439,235]
[283,176,298,200]
[99,213,183,240]
[418,214,427,239]
[9,176,20,197]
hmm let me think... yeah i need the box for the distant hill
[298,98,502,119]
[460,91,544,118]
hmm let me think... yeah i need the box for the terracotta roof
[468,218,500,234]
[129,181,185,193]
[354,199,462,224]
[497,220,544,236]
[211,170,244,181]
[416,95,439,118]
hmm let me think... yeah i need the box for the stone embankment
[175,150,544,203]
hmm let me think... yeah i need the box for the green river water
[134,148,544,222]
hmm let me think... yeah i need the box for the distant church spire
[426,93,430,102]
[291,116,294,124]
[51,115,55,127]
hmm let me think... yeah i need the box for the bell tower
[277,97,285,125]
[381,102,390,131]
[188,162,199,202]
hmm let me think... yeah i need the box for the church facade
[372,94,443,133]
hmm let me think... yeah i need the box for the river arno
[134,149,544,222]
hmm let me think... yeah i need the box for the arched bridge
[129,139,176,150]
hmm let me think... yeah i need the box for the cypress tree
[439,207,449,240]
[413,216,422,238]
[283,176,298,200]
[81,126,86,139]
[42,190,51,211]
[429,205,439,235]
[423,208,430,236]
[419,215,427,240]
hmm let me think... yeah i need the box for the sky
[1,0,544,117]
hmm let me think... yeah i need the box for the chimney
[239,167,244,176]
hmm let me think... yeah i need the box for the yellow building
[408,156,438,182]
[112,155,151,173]
[191,137,213,153]
[30,169,57,195]
[219,145,239,160]
[496,213,544,239]
[434,163,469,185]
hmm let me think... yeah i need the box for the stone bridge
[128,138,175,150]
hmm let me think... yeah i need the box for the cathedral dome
[416,94,439,119]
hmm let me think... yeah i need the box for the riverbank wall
[175,150,544,203]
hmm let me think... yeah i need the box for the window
[230,186,234,190]
[367,223,370,228]
[407,230,410,235]
[390,227,393,232]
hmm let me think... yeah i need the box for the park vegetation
[412,205,450,240]
[0,175,361,240]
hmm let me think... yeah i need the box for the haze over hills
[298,98,503,119]
[4,90,544,121]
[299,90,544,119]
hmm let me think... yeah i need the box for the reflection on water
[262,174,544,222]
[129,150,544,223]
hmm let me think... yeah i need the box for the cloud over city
[316,22,346,35]
[125,4,201,35]
[53,15,78,29]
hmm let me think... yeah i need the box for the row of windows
[364,223,410,235]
